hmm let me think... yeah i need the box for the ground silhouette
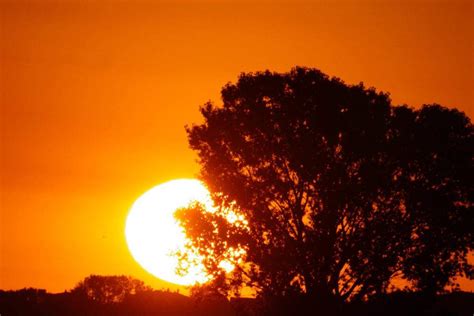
[1,275,473,315]
[176,67,473,311]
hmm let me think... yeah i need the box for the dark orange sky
[1,0,473,293]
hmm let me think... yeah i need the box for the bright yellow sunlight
[125,179,213,286]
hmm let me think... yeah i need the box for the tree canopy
[176,67,473,306]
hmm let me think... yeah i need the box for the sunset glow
[1,0,472,294]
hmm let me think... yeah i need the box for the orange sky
[1,0,473,293]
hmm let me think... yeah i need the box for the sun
[125,179,213,286]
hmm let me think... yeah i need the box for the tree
[176,67,473,307]
[71,275,151,304]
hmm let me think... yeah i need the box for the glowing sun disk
[125,179,213,285]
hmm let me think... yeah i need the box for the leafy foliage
[177,67,473,303]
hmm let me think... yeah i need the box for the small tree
[71,275,151,304]
[176,67,473,305]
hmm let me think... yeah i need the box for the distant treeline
[0,287,234,316]
[0,275,473,316]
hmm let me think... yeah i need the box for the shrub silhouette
[71,275,151,304]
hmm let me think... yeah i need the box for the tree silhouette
[176,67,473,307]
[71,275,151,304]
